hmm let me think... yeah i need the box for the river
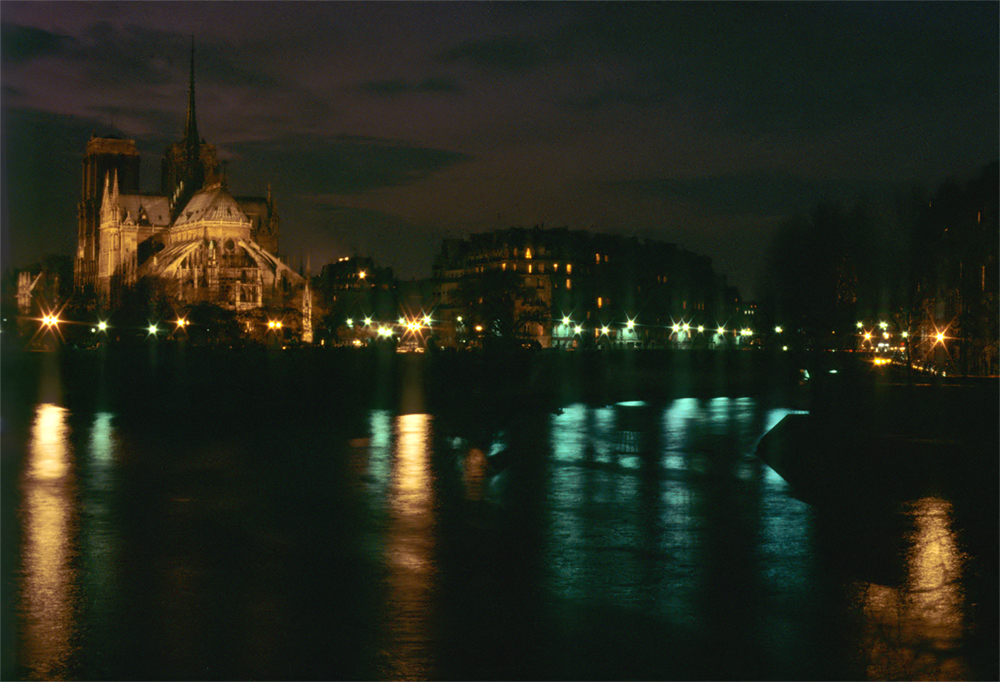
[2,347,996,679]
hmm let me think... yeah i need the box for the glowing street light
[358,270,367,279]
[879,321,888,330]
[346,318,353,327]
[562,316,571,326]
[423,315,432,326]
[148,324,158,335]
[697,325,704,333]
[398,317,406,325]
[775,326,783,334]
[175,318,188,329]
[682,322,690,332]
[864,332,872,341]
[717,326,726,335]
[98,321,108,332]
[574,325,583,335]
[626,319,635,330]
[364,316,373,326]
[42,314,59,328]
[671,323,680,333]
[856,321,864,329]
[901,331,909,338]
[600,326,610,335]
[935,331,946,344]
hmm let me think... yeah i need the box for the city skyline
[2,1,997,298]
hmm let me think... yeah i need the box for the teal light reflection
[662,398,700,470]
[367,409,394,487]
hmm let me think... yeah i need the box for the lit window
[596,253,601,264]
[597,297,603,308]
[604,254,608,263]
[528,264,533,273]
[502,262,507,271]
[566,279,572,290]
[554,263,559,272]
[525,248,532,259]
[566,263,572,274]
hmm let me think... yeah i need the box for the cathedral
[73,42,304,312]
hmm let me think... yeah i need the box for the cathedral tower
[161,38,219,219]
[75,136,140,291]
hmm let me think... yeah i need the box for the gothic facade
[73,43,300,310]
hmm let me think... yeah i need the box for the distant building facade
[431,226,740,349]
[73,42,300,311]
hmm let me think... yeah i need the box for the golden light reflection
[858,497,968,681]
[463,447,489,502]
[382,413,437,680]
[21,403,78,678]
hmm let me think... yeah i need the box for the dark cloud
[438,36,553,73]
[226,134,472,196]
[72,22,284,90]
[614,173,898,218]
[0,23,73,64]
[527,3,999,135]
[356,77,462,97]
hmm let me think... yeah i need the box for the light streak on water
[20,403,78,680]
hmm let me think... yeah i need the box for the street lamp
[346,318,353,327]
[775,326,783,334]
[98,321,108,332]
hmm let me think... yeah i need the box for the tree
[456,268,548,346]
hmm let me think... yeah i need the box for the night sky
[2,2,997,297]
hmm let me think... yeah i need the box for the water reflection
[20,403,78,679]
[858,496,969,680]
[6,379,991,681]
[383,413,437,679]
[462,448,488,502]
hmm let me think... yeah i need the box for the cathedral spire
[183,36,200,166]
